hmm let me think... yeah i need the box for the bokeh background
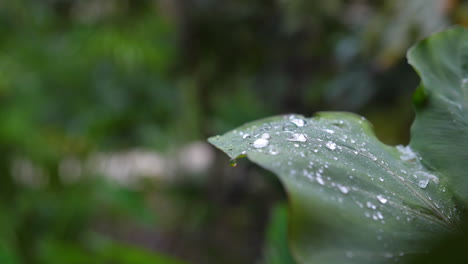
[1,0,467,263]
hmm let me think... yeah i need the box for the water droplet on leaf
[337,184,349,194]
[290,118,306,127]
[287,133,307,142]
[418,179,429,189]
[377,195,388,204]
[325,141,337,150]
[253,138,269,148]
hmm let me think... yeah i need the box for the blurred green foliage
[0,0,467,263]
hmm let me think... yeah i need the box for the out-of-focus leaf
[263,203,296,264]
[408,26,468,203]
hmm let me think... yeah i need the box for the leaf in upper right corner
[408,26,468,203]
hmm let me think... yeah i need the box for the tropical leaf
[408,26,468,203]
[209,113,458,264]
[208,26,468,264]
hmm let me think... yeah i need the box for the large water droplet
[418,179,429,189]
[253,138,269,148]
[290,118,305,127]
[242,134,250,139]
[325,141,337,150]
[261,133,270,139]
[287,133,307,142]
[376,195,388,204]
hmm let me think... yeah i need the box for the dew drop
[418,178,429,189]
[396,145,417,161]
[376,195,388,204]
[325,141,337,150]
[261,123,272,131]
[376,211,384,219]
[290,118,306,127]
[242,134,250,139]
[366,201,377,210]
[261,133,271,139]
[415,171,439,184]
[253,138,269,148]
[323,129,335,134]
[462,78,468,87]
[269,148,279,155]
[316,177,325,185]
[282,123,296,131]
[287,133,308,142]
[337,184,349,194]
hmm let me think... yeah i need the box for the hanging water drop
[229,159,238,167]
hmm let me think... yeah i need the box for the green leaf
[407,26,468,203]
[209,113,459,264]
